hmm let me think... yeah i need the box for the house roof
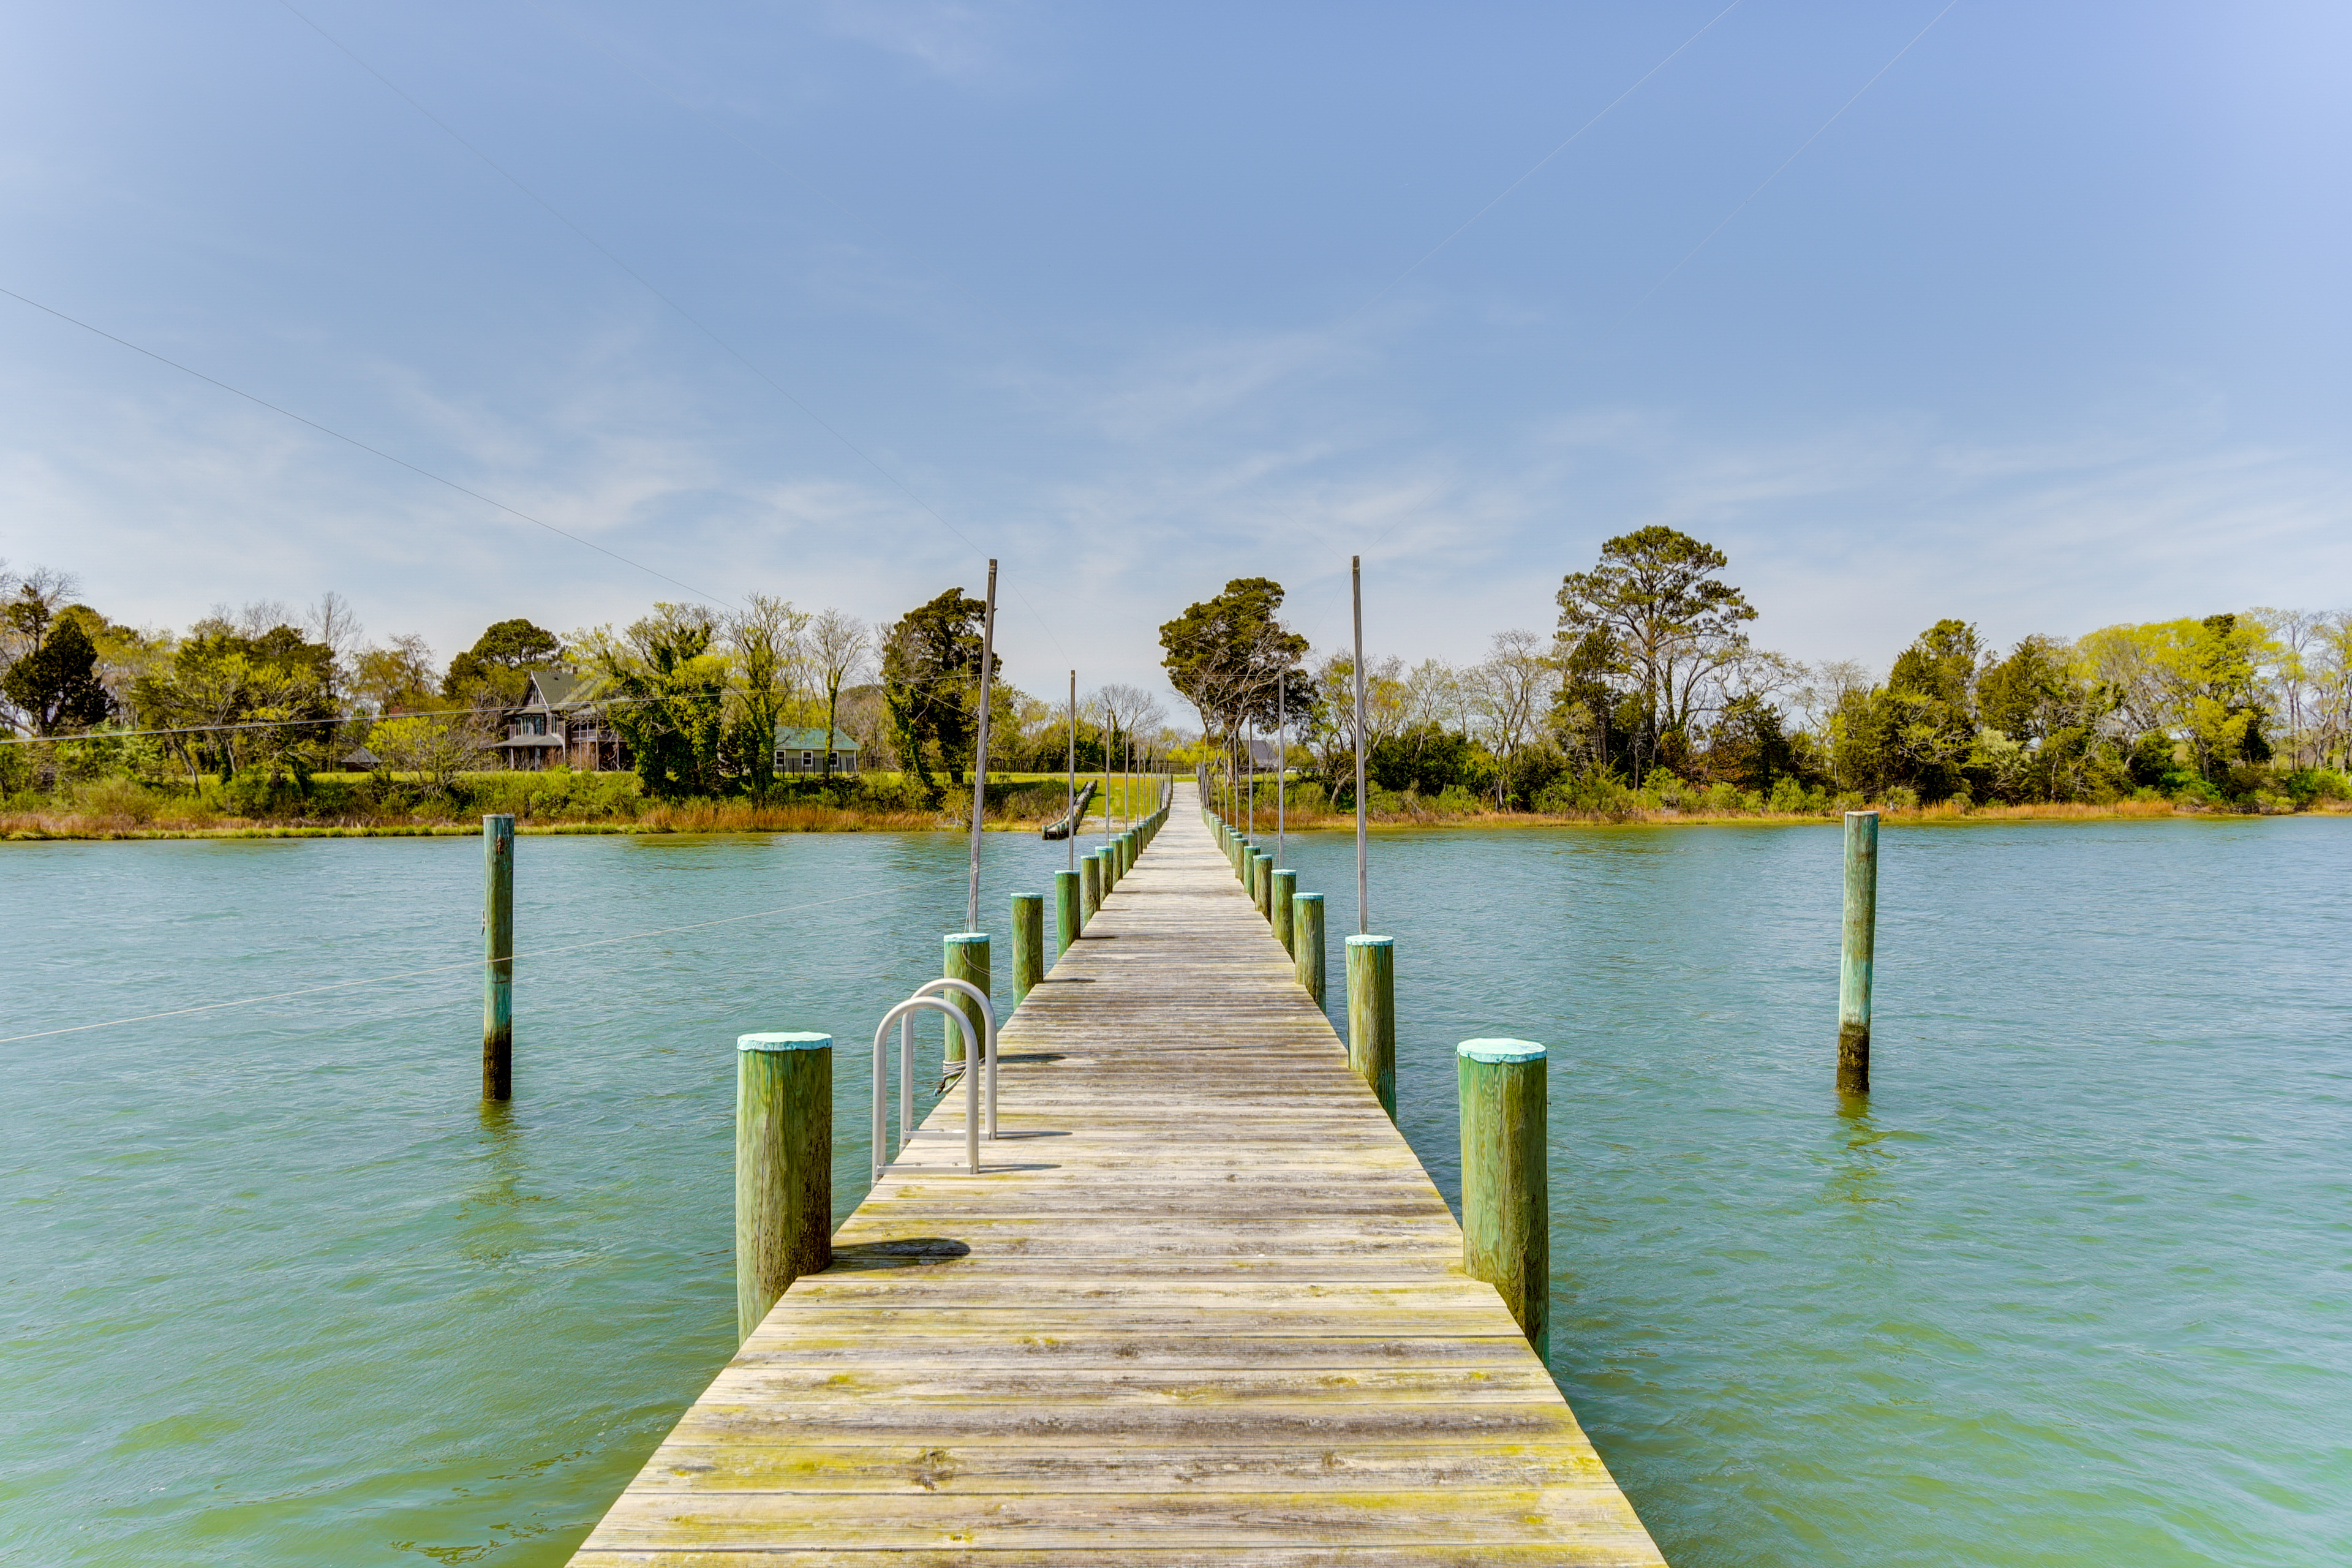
[775,726,860,751]
[522,668,592,711]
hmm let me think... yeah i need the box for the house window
[801,751,815,768]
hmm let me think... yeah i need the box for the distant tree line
[1161,533,2352,816]
[0,562,1180,814]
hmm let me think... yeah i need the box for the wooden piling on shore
[735,1031,832,1343]
[1011,895,1044,1007]
[1457,1038,1548,1358]
[1294,891,1325,1008]
[1345,933,1396,1118]
[482,813,514,1101]
[1838,810,1880,1095]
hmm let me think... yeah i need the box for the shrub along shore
[0,770,1163,840]
[7,768,2342,841]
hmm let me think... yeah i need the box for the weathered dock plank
[571,786,1664,1566]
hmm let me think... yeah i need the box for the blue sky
[4,1,2346,700]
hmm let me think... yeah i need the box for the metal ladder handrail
[870,996,982,1178]
[908,977,998,1141]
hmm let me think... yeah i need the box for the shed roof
[775,726,860,750]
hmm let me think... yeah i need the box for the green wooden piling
[1054,869,1081,956]
[1080,853,1101,925]
[1254,850,1275,919]
[736,1031,832,1343]
[1294,892,1325,1008]
[1838,810,1880,1095]
[1271,868,1298,952]
[482,813,514,1101]
[1457,1039,1548,1357]
[1345,934,1396,1118]
[1011,894,1044,1008]
[943,932,989,1066]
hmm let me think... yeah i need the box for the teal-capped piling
[736,1031,832,1342]
[1457,1038,1547,1357]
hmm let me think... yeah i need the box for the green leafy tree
[1159,578,1310,806]
[2,612,113,735]
[807,608,869,793]
[1550,627,1638,780]
[577,606,728,799]
[728,595,809,799]
[881,588,997,807]
[443,619,564,702]
[1556,527,1757,779]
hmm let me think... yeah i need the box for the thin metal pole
[1276,675,1286,867]
[965,559,997,934]
[1246,720,1256,837]
[1352,555,1368,935]
[1066,669,1077,870]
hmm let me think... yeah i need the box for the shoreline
[8,796,2342,842]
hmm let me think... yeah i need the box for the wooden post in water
[735,1031,832,1343]
[1254,850,1274,920]
[1345,934,1396,1118]
[1011,894,1044,1008]
[1272,868,1298,954]
[943,933,989,1068]
[1080,853,1101,927]
[1457,1039,1548,1358]
[1838,810,1880,1095]
[1294,892,1325,1008]
[481,813,514,1100]
[1054,869,1080,958]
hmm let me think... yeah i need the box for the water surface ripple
[3,818,2346,1565]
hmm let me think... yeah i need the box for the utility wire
[1332,0,1964,597]
[0,884,879,1045]
[277,1,1068,657]
[0,685,803,747]
[1359,0,1749,315]
[0,285,731,609]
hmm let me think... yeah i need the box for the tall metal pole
[1246,719,1256,837]
[965,560,997,934]
[1276,674,1286,867]
[1066,669,1077,870]
[1352,555,1368,935]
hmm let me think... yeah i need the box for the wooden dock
[572,785,1665,1566]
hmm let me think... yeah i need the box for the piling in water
[1272,868,1298,953]
[1011,895,1044,1008]
[1294,892,1326,1008]
[1254,851,1275,920]
[1080,854,1101,925]
[482,814,514,1101]
[943,933,989,1066]
[1345,934,1396,1118]
[1054,870,1080,957]
[1457,1039,1547,1357]
[736,1031,832,1343]
[1838,810,1880,1095]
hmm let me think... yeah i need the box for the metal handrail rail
[910,977,997,1140]
[870,996,981,1179]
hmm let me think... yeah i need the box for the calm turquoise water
[4,815,2347,1565]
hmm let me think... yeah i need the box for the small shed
[774,726,861,775]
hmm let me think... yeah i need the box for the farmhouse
[492,670,626,771]
[774,726,860,775]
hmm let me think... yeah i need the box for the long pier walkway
[573,785,1664,1565]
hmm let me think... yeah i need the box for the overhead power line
[0,884,882,1045]
[0,285,732,609]
[277,1,1068,658]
